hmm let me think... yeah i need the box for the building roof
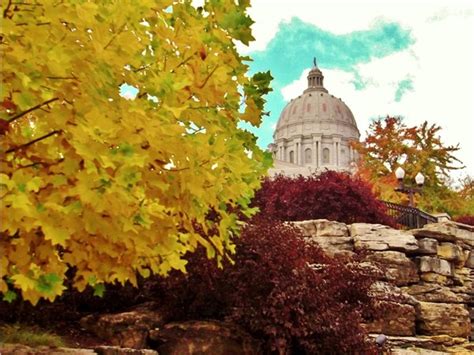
[273,60,359,142]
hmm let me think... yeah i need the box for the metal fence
[382,201,438,229]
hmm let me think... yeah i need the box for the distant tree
[457,175,474,202]
[0,1,272,304]
[354,116,465,214]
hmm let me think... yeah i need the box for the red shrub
[455,215,474,226]
[151,218,380,354]
[253,171,395,226]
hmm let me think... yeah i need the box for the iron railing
[382,201,438,229]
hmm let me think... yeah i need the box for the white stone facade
[268,62,360,177]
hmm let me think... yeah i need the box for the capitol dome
[269,59,360,176]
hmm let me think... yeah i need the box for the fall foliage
[0,0,272,304]
[353,116,469,215]
[152,219,381,354]
[253,171,395,226]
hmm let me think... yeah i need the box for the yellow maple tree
[0,0,272,304]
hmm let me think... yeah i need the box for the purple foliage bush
[151,218,381,354]
[253,171,395,226]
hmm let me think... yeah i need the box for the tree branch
[47,75,78,80]
[3,0,12,18]
[16,158,64,170]
[103,23,126,50]
[5,129,62,154]
[197,66,218,89]
[7,97,59,124]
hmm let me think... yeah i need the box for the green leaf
[2,290,17,303]
[36,203,46,212]
[93,283,105,297]
[36,273,61,293]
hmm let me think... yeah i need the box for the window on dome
[305,148,312,164]
[307,104,311,112]
[289,151,295,164]
[323,148,330,164]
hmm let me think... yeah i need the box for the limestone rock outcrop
[290,220,474,353]
[416,302,471,338]
[75,220,473,354]
[148,320,262,355]
[417,238,438,255]
[364,301,416,336]
[351,223,419,253]
[80,302,170,349]
[401,284,463,303]
[366,251,419,286]
[293,219,353,256]
[292,219,349,238]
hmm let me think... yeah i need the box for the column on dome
[295,142,299,165]
[295,138,302,165]
[318,139,322,167]
[332,140,337,166]
[300,141,304,166]
[337,142,340,166]
[333,137,341,166]
[313,139,317,167]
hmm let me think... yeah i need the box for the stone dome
[269,59,360,176]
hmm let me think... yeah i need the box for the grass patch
[0,323,66,347]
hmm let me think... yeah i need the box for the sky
[236,0,474,179]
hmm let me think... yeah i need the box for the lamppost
[394,167,425,207]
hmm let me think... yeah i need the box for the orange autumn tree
[354,116,464,214]
[0,0,272,304]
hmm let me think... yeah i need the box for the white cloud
[249,0,474,177]
[239,0,473,53]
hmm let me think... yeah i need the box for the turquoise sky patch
[394,78,414,102]
[245,17,414,148]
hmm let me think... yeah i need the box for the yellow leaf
[42,224,70,246]
[11,274,37,291]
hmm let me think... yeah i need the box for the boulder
[417,238,438,255]
[437,243,462,263]
[95,347,158,355]
[149,320,262,355]
[304,236,354,256]
[80,302,170,349]
[374,334,468,352]
[390,348,448,355]
[0,344,96,354]
[350,224,418,253]
[366,251,419,286]
[452,267,473,286]
[465,251,474,268]
[401,284,464,303]
[420,273,452,286]
[416,302,471,338]
[413,222,474,247]
[364,302,416,336]
[418,257,453,277]
[292,219,349,237]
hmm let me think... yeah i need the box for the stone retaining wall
[292,220,474,353]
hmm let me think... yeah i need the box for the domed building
[268,59,360,176]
